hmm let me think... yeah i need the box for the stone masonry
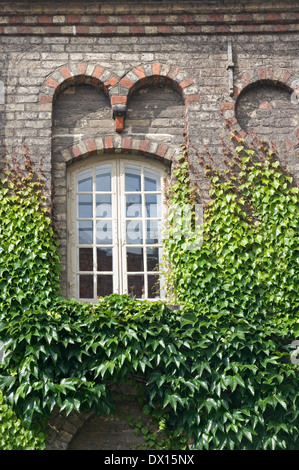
[0,0,298,450]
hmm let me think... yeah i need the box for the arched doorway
[68,396,154,450]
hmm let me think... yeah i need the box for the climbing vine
[0,136,298,450]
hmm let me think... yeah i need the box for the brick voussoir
[104,136,114,152]
[85,139,97,154]
[92,66,105,79]
[110,95,127,105]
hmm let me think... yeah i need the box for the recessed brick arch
[109,63,200,132]
[220,67,299,149]
[45,383,160,450]
[41,62,199,132]
[39,62,119,104]
[235,67,298,97]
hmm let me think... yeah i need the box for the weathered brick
[104,76,118,91]
[60,66,72,79]
[180,78,194,89]
[104,136,113,150]
[257,67,266,80]
[95,15,107,24]
[274,24,288,32]
[115,116,125,132]
[120,77,134,88]
[122,137,132,152]
[209,14,223,22]
[110,95,127,105]
[76,26,89,34]
[103,25,116,34]
[67,15,81,24]
[69,145,81,158]
[122,15,136,24]
[11,16,24,24]
[92,66,104,79]
[185,94,200,105]
[134,65,146,80]
[86,138,96,153]
[130,25,145,35]
[220,102,235,111]
[139,139,150,154]
[45,77,59,88]
[266,13,280,21]
[39,16,52,24]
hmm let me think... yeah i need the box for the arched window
[67,156,165,301]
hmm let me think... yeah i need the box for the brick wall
[0,0,298,450]
[46,383,159,450]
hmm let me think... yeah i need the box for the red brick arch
[61,135,180,167]
[39,62,119,103]
[41,62,200,132]
[115,63,197,100]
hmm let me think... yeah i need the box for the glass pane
[145,168,160,192]
[145,194,161,218]
[96,164,111,192]
[147,247,161,272]
[125,165,141,192]
[78,221,93,245]
[77,169,92,192]
[96,220,112,245]
[97,275,113,297]
[148,275,160,299]
[96,194,112,218]
[126,220,143,245]
[126,194,142,218]
[79,274,93,298]
[78,194,93,218]
[79,248,93,271]
[127,247,144,272]
[97,247,113,272]
[146,220,161,244]
[127,275,144,299]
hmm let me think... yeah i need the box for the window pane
[96,220,112,245]
[127,247,144,272]
[126,220,143,245]
[97,247,113,272]
[96,164,111,192]
[97,275,113,297]
[78,194,93,218]
[125,165,141,192]
[78,221,93,245]
[148,275,160,299]
[146,220,161,244]
[72,159,164,301]
[79,274,93,298]
[127,275,144,299]
[145,194,161,218]
[144,168,160,192]
[147,247,161,272]
[79,248,93,271]
[77,169,92,192]
[126,194,142,218]
[96,194,112,218]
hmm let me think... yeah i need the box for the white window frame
[67,155,166,302]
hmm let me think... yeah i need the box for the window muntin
[68,157,165,301]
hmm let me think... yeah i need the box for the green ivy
[0,138,298,450]
[0,391,46,450]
